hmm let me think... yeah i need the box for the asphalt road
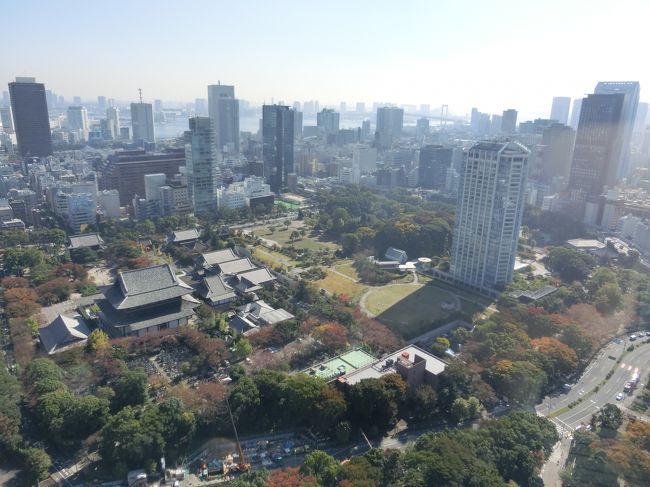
[537,336,650,486]
[537,336,650,433]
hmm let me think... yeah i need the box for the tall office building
[97,96,106,109]
[541,123,576,184]
[73,96,81,105]
[100,149,185,204]
[0,107,14,132]
[262,105,294,193]
[375,106,404,148]
[8,77,52,157]
[316,108,340,139]
[185,117,218,214]
[130,102,155,143]
[67,106,89,141]
[195,98,208,116]
[416,117,430,141]
[550,97,571,125]
[207,83,239,154]
[568,93,625,200]
[154,99,163,112]
[418,145,453,189]
[632,102,649,148]
[106,107,120,139]
[293,111,303,142]
[500,109,518,133]
[356,102,365,113]
[569,98,583,129]
[451,141,529,291]
[593,81,640,180]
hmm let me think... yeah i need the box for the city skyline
[3,0,649,120]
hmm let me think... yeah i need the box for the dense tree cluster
[545,246,597,282]
[456,304,593,406]
[229,412,557,487]
[313,186,452,259]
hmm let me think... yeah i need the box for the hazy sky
[3,0,649,119]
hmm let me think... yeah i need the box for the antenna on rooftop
[138,88,143,103]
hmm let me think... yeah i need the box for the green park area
[363,281,484,339]
[254,225,339,252]
[315,269,368,302]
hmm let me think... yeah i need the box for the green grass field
[364,282,484,339]
[251,246,299,270]
[315,269,367,302]
[334,261,360,280]
[257,226,339,252]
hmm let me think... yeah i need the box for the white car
[616,393,624,401]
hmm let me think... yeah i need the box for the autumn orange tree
[266,468,318,487]
[313,321,349,353]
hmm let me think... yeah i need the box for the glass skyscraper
[8,77,52,157]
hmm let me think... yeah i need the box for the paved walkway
[540,435,572,487]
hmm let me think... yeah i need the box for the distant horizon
[3,0,649,122]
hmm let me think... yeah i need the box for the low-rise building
[234,300,294,326]
[39,314,90,354]
[168,228,200,247]
[198,248,239,272]
[68,232,105,250]
[384,247,408,264]
[216,257,257,276]
[96,264,199,337]
[198,274,237,307]
[566,239,607,256]
[232,268,276,294]
[337,345,448,393]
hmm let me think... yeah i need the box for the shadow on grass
[375,282,486,340]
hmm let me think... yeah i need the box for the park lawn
[335,261,360,281]
[365,282,483,339]
[260,226,339,252]
[251,246,299,270]
[315,269,367,302]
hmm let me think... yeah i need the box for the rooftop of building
[235,300,294,325]
[199,275,237,302]
[236,268,276,286]
[170,228,200,243]
[200,248,239,267]
[104,263,193,310]
[218,258,257,275]
[566,239,606,249]
[68,232,105,249]
[340,345,448,386]
[39,314,90,354]
[469,140,530,154]
[301,349,377,382]
[509,285,558,302]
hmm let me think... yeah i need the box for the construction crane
[225,397,251,473]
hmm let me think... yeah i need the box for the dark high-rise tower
[568,93,625,200]
[593,81,640,180]
[418,145,453,189]
[8,77,52,157]
[263,105,294,193]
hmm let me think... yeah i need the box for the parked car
[616,393,624,401]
